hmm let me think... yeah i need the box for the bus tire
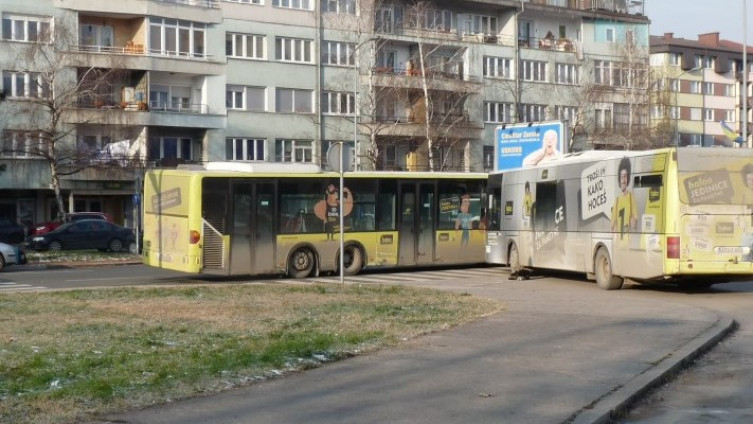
[340,244,363,276]
[289,247,315,278]
[508,242,520,272]
[594,247,623,290]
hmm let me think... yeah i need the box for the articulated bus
[143,162,488,277]
[486,147,753,289]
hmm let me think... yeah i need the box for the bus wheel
[508,242,520,273]
[289,247,315,278]
[340,245,363,276]
[594,247,623,290]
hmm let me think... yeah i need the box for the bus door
[398,182,435,266]
[230,182,275,275]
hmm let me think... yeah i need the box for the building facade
[0,0,648,230]
[650,32,753,147]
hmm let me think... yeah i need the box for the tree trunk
[49,161,66,219]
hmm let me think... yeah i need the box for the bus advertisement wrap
[494,121,564,171]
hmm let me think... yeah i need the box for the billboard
[494,121,564,171]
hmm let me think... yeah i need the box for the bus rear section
[671,148,753,283]
[142,169,206,274]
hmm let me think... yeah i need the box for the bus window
[344,179,377,232]
[279,179,326,234]
[377,180,396,231]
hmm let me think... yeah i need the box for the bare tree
[0,21,135,218]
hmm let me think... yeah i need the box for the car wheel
[48,241,63,252]
[108,238,124,252]
[288,247,315,278]
[0,254,5,272]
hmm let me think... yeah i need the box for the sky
[645,0,753,44]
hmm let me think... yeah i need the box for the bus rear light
[667,236,680,259]
[189,230,201,244]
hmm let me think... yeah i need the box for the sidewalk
[95,272,734,424]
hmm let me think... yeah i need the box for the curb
[28,260,143,269]
[570,315,737,424]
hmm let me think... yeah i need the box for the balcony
[371,67,482,91]
[518,36,577,53]
[53,0,222,23]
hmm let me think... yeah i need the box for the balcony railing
[154,0,220,8]
[519,36,577,52]
[77,95,209,114]
[375,113,471,125]
[73,44,214,61]
[149,101,209,114]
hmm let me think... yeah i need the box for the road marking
[0,282,47,292]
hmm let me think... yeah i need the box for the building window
[1,14,52,42]
[483,102,512,123]
[725,84,735,97]
[226,138,265,161]
[460,14,497,35]
[520,104,546,122]
[224,0,262,4]
[1,130,44,158]
[275,37,313,63]
[669,53,680,66]
[322,91,355,115]
[148,137,193,162]
[703,82,714,95]
[605,27,615,43]
[690,107,702,120]
[595,107,612,129]
[555,63,579,84]
[226,33,265,59]
[2,71,49,98]
[594,60,612,85]
[726,110,735,122]
[520,60,547,82]
[321,41,355,66]
[704,108,713,121]
[555,105,577,122]
[483,56,512,79]
[275,139,312,163]
[483,145,494,171]
[148,17,205,58]
[704,55,714,69]
[276,88,313,113]
[322,0,356,14]
[272,0,312,10]
[226,86,266,111]
[689,81,701,94]
[694,55,703,69]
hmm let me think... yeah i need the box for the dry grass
[0,284,502,424]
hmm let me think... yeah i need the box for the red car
[31,212,113,236]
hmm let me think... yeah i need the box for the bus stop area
[95,274,734,424]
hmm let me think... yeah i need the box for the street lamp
[673,66,702,146]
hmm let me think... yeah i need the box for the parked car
[27,219,136,253]
[0,218,26,245]
[0,241,26,271]
[31,212,113,236]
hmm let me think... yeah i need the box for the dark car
[31,212,113,236]
[27,219,136,252]
[0,218,26,245]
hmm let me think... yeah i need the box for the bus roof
[161,162,486,180]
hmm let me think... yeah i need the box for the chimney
[664,33,674,40]
[698,32,720,46]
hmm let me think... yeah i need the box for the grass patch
[0,284,502,424]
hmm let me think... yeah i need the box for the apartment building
[0,0,648,230]
[650,32,753,147]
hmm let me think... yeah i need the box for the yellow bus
[143,162,488,277]
[486,147,753,289]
